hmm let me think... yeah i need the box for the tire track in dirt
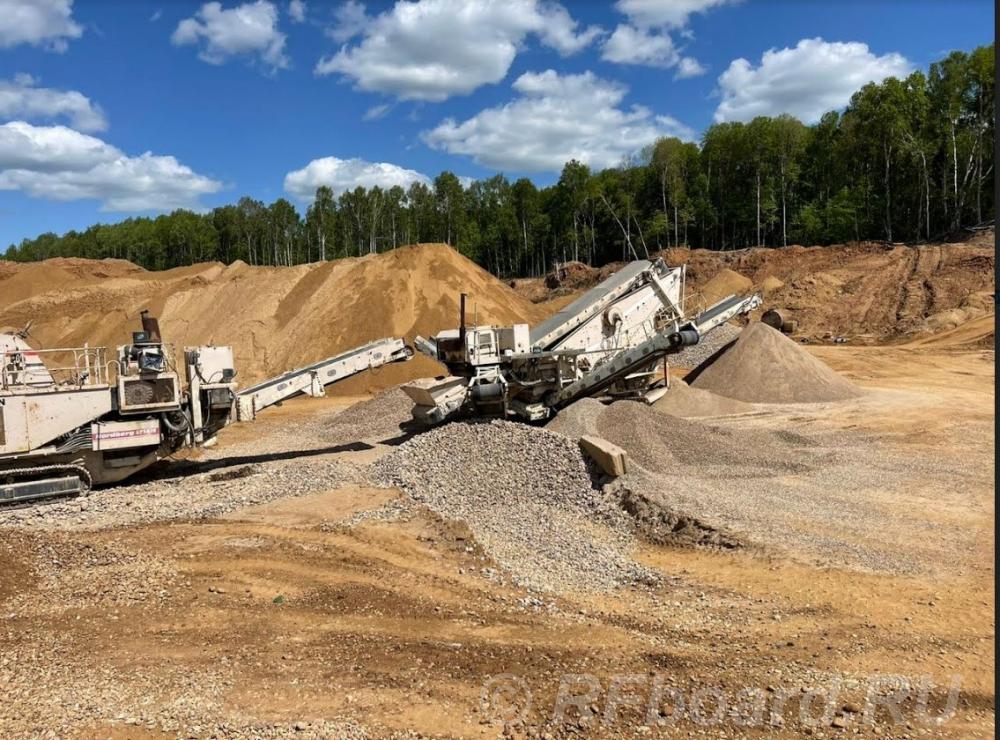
[896,245,943,331]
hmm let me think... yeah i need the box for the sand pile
[760,275,784,295]
[653,378,753,417]
[0,244,545,392]
[690,322,862,403]
[698,268,753,306]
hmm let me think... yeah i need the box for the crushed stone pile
[0,460,353,531]
[371,419,657,594]
[670,322,741,368]
[690,322,862,403]
[325,387,415,443]
[652,378,753,417]
[545,395,963,573]
[549,398,808,478]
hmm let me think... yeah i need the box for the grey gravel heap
[371,419,657,594]
[670,321,741,368]
[0,460,354,531]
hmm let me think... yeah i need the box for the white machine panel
[0,387,113,454]
[187,346,235,384]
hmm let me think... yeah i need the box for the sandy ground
[0,338,993,738]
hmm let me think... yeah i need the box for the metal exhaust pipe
[139,309,162,344]
[458,293,467,345]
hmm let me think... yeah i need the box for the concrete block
[579,435,628,477]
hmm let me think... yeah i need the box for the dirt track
[0,340,993,738]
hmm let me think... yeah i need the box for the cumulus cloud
[602,24,679,68]
[674,56,707,79]
[602,0,733,71]
[0,74,107,133]
[615,0,735,29]
[172,1,289,71]
[326,0,369,42]
[422,69,695,172]
[315,0,601,102]
[284,156,430,201]
[715,38,912,123]
[0,0,82,51]
[0,121,221,211]
[287,0,306,23]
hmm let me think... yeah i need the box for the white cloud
[602,0,733,72]
[172,1,289,71]
[315,0,601,102]
[284,156,430,201]
[615,0,735,29]
[715,38,912,123]
[288,0,306,23]
[0,0,82,51]
[0,74,107,133]
[0,121,221,211]
[534,3,603,55]
[150,9,163,22]
[363,103,391,121]
[674,56,706,79]
[601,24,678,68]
[423,69,695,172]
[327,0,369,42]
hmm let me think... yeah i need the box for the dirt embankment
[0,244,546,390]
[515,236,995,345]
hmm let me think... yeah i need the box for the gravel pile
[653,378,754,417]
[670,322,741,368]
[690,321,862,403]
[0,460,355,531]
[544,395,986,574]
[549,398,809,478]
[324,387,415,443]
[371,419,657,593]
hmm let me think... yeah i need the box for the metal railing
[1,345,111,390]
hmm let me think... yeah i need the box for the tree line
[4,44,993,277]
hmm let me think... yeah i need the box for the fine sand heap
[690,321,862,403]
[653,378,753,417]
[0,244,545,392]
[697,267,753,307]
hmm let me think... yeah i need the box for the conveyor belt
[237,337,410,419]
[550,292,762,409]
[529,260,654,350]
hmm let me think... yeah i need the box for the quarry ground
[0,239,994,738]
[0,340,993,739]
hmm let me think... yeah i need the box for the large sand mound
[0,244,545,392]
[690,322,862,403]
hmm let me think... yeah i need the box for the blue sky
[0,0,993,248]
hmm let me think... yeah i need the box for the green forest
[4,44,993,277]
